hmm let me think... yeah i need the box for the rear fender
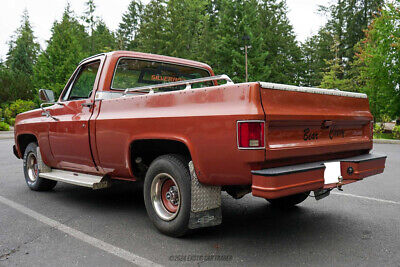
[128,135,198,179]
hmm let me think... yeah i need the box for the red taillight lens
[237,121,265,148]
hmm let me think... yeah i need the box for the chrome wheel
[150,173,181,221]
[26,152,38,182]
[23,142,57,191]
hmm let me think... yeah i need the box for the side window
[63,61,100,101]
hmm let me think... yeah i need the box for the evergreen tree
[300,28,334,86]
[199,0,300,84]
[192,0,269,83]
[81,0,117,54]
[304,0,383,87]
[82,0,98,53]
[258,0,302,84]
[320,36,354,91]
[223,0,269,82]
[83,0,97,35]
[355,3,400,120]
[92,20,116,53]
[135,0,168,54]
[6,9,40,75]
[1,9,40,101]
[163,0,209,60]
[0,68,33,102]
[33,5,89,96]
[322,0,384,65]
[194,0,219,64]
[132,0,300,84]
[210,0,247,81]
[117,0,143,50]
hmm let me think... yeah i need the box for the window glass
[112,58,212,92]
[64,61,100,100]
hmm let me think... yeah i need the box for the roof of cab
[80,50,213,73]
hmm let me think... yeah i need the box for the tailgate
[259,82,373,161]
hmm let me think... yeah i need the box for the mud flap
[37,147,51,173]
[188,161,222,229]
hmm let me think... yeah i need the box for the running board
[39,170,111,189]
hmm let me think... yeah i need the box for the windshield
[112,58,212,92]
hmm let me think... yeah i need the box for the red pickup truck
[13,51,386,236]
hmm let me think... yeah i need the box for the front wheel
[143,154,191,237]
[266,192,309,209]
[23,142,57,191]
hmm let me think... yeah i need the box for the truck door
[48,59,102,173]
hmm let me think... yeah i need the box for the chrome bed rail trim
[123,74,234,95]
[259,82,367,98]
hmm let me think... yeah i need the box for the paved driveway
[0,139,399,266]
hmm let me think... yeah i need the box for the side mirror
[39,89,55,103]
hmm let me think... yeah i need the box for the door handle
[81,102,93,108]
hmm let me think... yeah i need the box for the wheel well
[17,134,37,156]
[130,139,191,179]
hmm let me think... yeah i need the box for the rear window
[111,58,212,92]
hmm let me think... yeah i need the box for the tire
[143,154,191,237]
[23,142,57,191]
[266,192,309,209]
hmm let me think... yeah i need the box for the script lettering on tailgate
[303,128,319,141]
[329,126,345,139]
[303,126,345,141]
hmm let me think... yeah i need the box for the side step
[39,170,111,189]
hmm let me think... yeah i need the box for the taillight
[237,121,265,149]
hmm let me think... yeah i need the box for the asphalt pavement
[0,138,399,266]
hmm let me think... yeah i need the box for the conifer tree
[117,0,143,50]
[1,9,40,101]
[34,4,89,96]
[82,0,98,53]
[258,0,302,84]
[307,0,384,86]
[135,0,168,54]
[355,3,400,119]
[92,20,116,53]
[6,9,40,76]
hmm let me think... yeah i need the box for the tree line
[0,0,399,124]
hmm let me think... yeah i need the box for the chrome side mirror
[39,89,55,103]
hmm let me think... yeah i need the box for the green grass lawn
[373,133,398,140]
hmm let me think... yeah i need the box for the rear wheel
[23,142,57,191]
[143,154,191,237]
[266,192,309,209]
